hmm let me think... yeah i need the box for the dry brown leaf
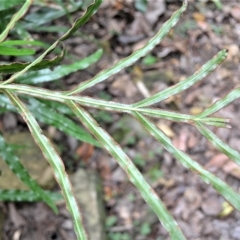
[109,74,138,98]
[230,6,240,21]
[97,154,112,181]
[158,178,175,188]
[223,161,240,179]
[197,21,210,31]
[205,153,228,169]
[145,0,166,25]
[190,107,203,115]
[192,12,206,22]
[187,132,198,149]
[173,129,188,151]
[225,44,239,61]
[126,12,151,37]
[104,186,113,200]
[174,40,188,54]
[206,153,240,179]
[182,188,202,220]
[157,122,175,138]
[113,0,124,10]
[201,197,222,216]
[76,143,94,163]
[216,68,232,80]
[9,203,26,228]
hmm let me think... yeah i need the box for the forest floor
[2,1,240,240]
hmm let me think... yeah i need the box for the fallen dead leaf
[192,12,206,22]
[97,154,112,181]
[9,203,26,228]
[201,196,222,216]
[187,132,199,149]
[158,178,175,188]
[109,74,138,98]
[116,199,133,225]
[190,107,203,115]
[174,40,188,54]
[145,0,166,25]
[182,188,202,220]
[113,0,124,10]
[225,44,239,61]
[205,153,229,169]
[184,90,200,105]
[230,6,240,21]
[126,12,151,37]
[76,143,94,163]
[216,68,232,80]
[197,21,210,31]
[173,129,188,151]
[206,153,240,179]
[104,186,114,200]
[219,201,234,217]
[222,161,240,179]
[157,122,175,138]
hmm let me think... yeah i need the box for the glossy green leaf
[0,134,58,212]
[28,98,100,147]
[66,1,187,95]
[68,100,186,240]
[20,1,83,29]
[0,46,35,56]
[6,91,88,240]
[134,112,240,212]
[0,48,65,74]
[0,40,49,48]
[0,8,18,33]
[18,49,103,84]
[133,49,228,107]
[0,0,33,43]
[0,189,62,202]
[60,0,102,41]
[197,87,240,118]
[3,0,102,84]
[0,0,25,11]
[195,122,240,165]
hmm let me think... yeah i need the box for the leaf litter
[2,1,240,240]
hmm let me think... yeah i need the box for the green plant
[0,0,240,239]
[142,54,158,66]
[108,232,131,240]
[140,222,151,236]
